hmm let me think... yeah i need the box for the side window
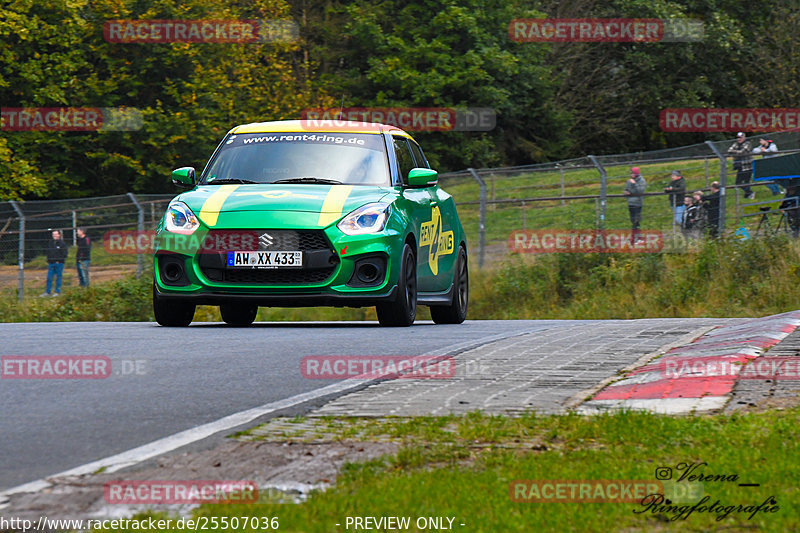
[392,135,415,182]
[408,140,429,169]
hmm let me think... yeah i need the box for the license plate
[227,251,302,268]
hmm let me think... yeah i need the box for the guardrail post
[558,165,566,206]
[588,156,607,230]
[9,201,25,301]
[467,168,486,268]
[127,193,144,278]
[705,141,727,233]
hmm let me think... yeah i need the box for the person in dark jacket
[76,227,91,287]
[664,170,686,227]
[705,182,721,237]
[42,230,68,297]
[624,167,647,242]
[727,132,754,199]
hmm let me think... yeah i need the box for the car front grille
[198,229,338,286]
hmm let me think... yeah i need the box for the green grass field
[104,409,800,532]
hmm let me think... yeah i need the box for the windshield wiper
[206,178,260,184]
[271,177,343,185]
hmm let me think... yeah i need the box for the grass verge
[105,409,800,532]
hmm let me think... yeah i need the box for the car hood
[176,184,394,228]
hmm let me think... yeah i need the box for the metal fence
[0,194,174,299]
[440,131,800,268]
[2,131,800,299]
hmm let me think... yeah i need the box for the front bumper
[153,225,404,307]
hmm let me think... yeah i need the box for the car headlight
[337,202,391,235]
[164,201,200,235]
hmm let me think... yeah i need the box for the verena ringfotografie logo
[663,357,800,380]
[509,230,664,253]
[1,107,142,131]
[1,356,111,379]
[301,356,455,380]
[104,230,261,254]
[104,480,258,504]
[660,108,800,132]
[509,18,703,43]
[300,108,496,132]
[103,20,298,43]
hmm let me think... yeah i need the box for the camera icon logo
[655,467,672,480]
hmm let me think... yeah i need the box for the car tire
[430,246,468,324]
[220,304,258,326]
[153,283,196,327]
[377,244,417,327]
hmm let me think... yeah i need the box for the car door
[407,138,456,292]
[391,134,437,292]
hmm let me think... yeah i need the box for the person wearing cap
[624,167,647,241]
[664,170,686,226]
[753,138,780,195]
[727,132,754,199]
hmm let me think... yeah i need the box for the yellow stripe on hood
[318,185,353,226]
[199,185,240,226]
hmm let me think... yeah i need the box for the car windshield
[202,132,390,186]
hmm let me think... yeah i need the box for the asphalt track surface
[0,320,567,491]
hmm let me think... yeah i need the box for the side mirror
[172,167,196,188]
[407,168,438,188]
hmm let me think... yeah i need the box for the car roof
[230,119,412,138]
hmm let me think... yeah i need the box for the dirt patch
[0,439,398,521]
[0,264,137,292]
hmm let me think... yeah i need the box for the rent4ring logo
[420,207,455,275]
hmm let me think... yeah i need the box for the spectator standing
[685,191,708,239]
[727,132,754,199]
[76,227,91,287]
[705,181,722,237]
[41,230,68,297]
[624,167,647,242]
[680,196,694,239]
[753,138,781,195]
[664,170,686,227]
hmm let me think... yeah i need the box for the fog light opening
[164,262,184,282]
[356,261,380,283]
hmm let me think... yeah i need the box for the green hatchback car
[153,120,468,327]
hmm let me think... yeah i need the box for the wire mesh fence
[2,132,800,298]
[441,131,800,267]
[0,194,174,299]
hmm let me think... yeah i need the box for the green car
[153,120,468,327]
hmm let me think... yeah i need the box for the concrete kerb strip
[563,326,715,410]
